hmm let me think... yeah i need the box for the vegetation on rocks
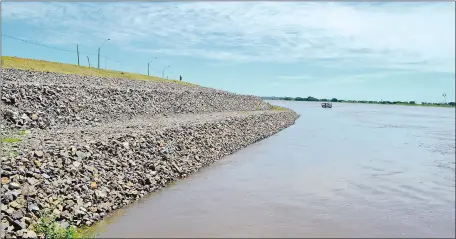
[1,137,22,143]
[33,213,77,239]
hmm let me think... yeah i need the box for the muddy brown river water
[92,101,455,238]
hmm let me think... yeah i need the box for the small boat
[321,102,332,108]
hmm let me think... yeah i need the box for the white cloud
[2,2,455,73]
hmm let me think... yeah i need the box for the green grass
[270,105,288,111]
[8,150,19,158]
[18,130,30,136]
[33,213,77,239]
[2,56,196,86]
[1,137,22,143]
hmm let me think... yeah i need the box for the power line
[1,34,120,63]
[2,34,76,53]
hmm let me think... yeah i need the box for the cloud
[2,2,455,74]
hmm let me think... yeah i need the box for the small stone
[26,177,38,185]
[2,177,10,184]
[1,221,9,232]
[9,182,21,190]
[4,191,15,202]
[52,209,61,216]
[16,229,26,237]
[59,151,69,158]
[34,160,41,167]
[24,230,37,238]
[70,146,77,155]
[12,210,23,220]
[95,190,107,198]
[59,221,69,229]
[23,216,31,225]
[73,161,81,168]
[28,203,39,212]
[10,189,22,198]
[31,114,38,121]
[64,200,75,208]
[9,201,20,209]
[6,207,14,215]
[33,151,44,158]
[90,182,97,189]
[76,151,86,159]
[12,220,26,230]
[60,210,72,220]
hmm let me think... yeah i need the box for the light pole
[98,38,110,69]
[162,65,170,79]
[148,57,158,76]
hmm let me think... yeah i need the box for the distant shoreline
[262,97,455,108]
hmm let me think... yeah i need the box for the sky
[1,2,455,103]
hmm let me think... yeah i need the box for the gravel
[1,68,272,130]
[1,68,299,238]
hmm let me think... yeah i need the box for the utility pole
[87,56,91,67]
[162,65,170,79]
[98,38,110,69]
[77,45,80,66]
[148,57,158,76]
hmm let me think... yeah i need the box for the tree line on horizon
[261,96,456,107]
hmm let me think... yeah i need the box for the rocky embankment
[1,68,299,238]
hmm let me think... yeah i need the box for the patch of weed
[1,137,22,143]
[33,213,78,239]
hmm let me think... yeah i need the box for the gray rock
[23,230,37,239]
[5,208,15,216]
[3,191,15,202]
[95,190,107,198]
[9,201,20,209]
[11,210,23,220]
[33,151,44,158]
[15,229,26,237]
[59,221,70,229]
[75,151,86,159]
[26,177,38,185]
[73,161,81,168]
[27,203,39,212]
[8,183,21,190]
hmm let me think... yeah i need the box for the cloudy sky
[2,2,455,102]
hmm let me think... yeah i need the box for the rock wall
[1,68,299,238]
[1,68,272,129]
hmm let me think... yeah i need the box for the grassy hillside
[1,56,195,86]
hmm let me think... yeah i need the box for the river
[92,101,455,238]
